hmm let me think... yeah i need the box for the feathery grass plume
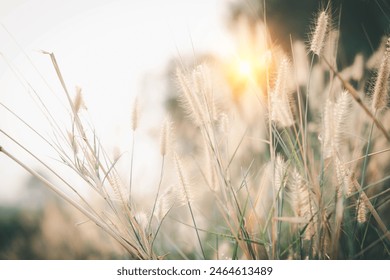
[322,29,339,66]
[217,113,229,134]
[193,63,219,122]
[135,211,149,230]
[304,208,317,241]
[357,194,367,224]
[288,168,309,218]
[372,37,390,112]
[287,167,316,240]
[173,153,194,205]
[274,154,289,195]
[159,117,172,156]
[333,91,351,148]
[4,3,390,260]
[176,67,205,126]
[270,57,295,127]
[367,36,388,69]
[129,97,139,199]
[107,172,128,204]
[203,144,218,191]
[154,187,175,222]
[131,97,139,131]
[322,91,351,159]
[310,10,329,56]
[177,63,218,127]
[73,86,85,114]
[334,156,353,197]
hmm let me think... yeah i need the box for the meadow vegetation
[1,3,389,259]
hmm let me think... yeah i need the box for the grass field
[1,1,389,259]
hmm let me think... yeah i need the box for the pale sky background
[0,0,235,204]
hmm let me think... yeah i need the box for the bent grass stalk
[322,57,390,142]
[0,146,147,258]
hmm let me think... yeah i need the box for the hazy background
[0,0,234,259]
[0,0,234,203]
[1,0,388,259]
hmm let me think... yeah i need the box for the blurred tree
[228,0,389,65]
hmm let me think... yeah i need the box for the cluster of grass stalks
[1,4,390,259]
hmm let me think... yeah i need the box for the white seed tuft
[334,156,353,197]
[159,117,172,156]
[357,194,367,224]
[176,68,204,126]
[310,11,329,56]
[322,91,351,159]
[131,97,139,131]
[270,57,295,127]
[73,86,86,114]
[176,63,217,127]
[218,113,229,134]
[274,154,289,195]
[287,167,317,240]
[372,37,390,112]
[173,153,194,205]
[154,187,175,222]
[134,212,149,230]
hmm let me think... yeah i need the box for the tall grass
[1,4,389,259]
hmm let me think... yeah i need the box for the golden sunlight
[237,59,253,78]
[226,50,272,98]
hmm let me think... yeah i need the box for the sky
[0,0,234,204]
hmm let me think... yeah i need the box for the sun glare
[235,50,272,81]
[226,50,272,97]
[238,59,252,78]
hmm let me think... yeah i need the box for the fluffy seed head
[322,91,351,159]
[74,86,85,114]
[334,156,353,197]
[367,37,388,69]
[159,117,172,156]
[357,194,367,224]
[176,63,218,127]
[173,152,194,205]
[131,97,139,131]
[372,37,390,112]
[204,145,218,191]
[274,154,288,194]
[310,11,329,56]
[287,167,317,240]
[107,173,127,204]
[176,68,204,126]
[193,64,219,122]
[288,168,308,217]
[217,113,229,134]
[270,57,295,127]
[154,188,175,222]
[333,92,351,147]
[134,211,148,230]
